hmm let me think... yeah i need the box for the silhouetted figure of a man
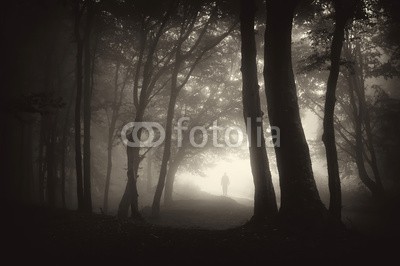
[221,172,230,196]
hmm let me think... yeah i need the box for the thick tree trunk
[118,142,141,218]
[240,0,278,223]
[117,110,144,218]
[263,0,326,227]
[74,0,84,211]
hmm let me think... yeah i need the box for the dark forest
[1,0,400,264]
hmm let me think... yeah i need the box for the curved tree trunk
[263,0,326,227]
[323,0,358,221]
[323,23,343,220]
[118,146,139,218]
[240,0,278,223]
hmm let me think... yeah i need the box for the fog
[2,0,400,263]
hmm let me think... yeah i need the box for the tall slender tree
[82,0,95,213]
[323,0,358,221]
[103,62,130,213]
[151,3,237,216]
[118,4,175,218]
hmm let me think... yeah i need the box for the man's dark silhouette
[221,172,230,196]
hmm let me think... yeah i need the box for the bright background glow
[174,110,331,206]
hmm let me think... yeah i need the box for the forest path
[142,196,253,230]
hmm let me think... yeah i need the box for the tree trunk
[146,149,153,193]
[118,57,153,218]
[163,163,178,207]
[103,63,121,213]
[60,75,75,210]
[103,116,116,213]
[150,7,225,216]
[118,10,171,218]
[46,117,57,208]
[38,120,46,204]
[104,63,125,213]
[20,121,35,203]
[152,68,179,216]
[323,0,357,221]
[25,123,35,203]
[118,142,140,218]
[364,109,384,192]
[164,153,184,207]
[82,0,94,213]
[240,0,278,223]
[353,42,385,194]
[74,0,84,211]
[347,76,383,197]
[60,123,68,209]
[263,0,326,227]
[117,107,145,218]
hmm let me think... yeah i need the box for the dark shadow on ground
[3,199,400,265]
[142,196,252,230]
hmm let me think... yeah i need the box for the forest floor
[3,197,399,265]
[141,196,253,230]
